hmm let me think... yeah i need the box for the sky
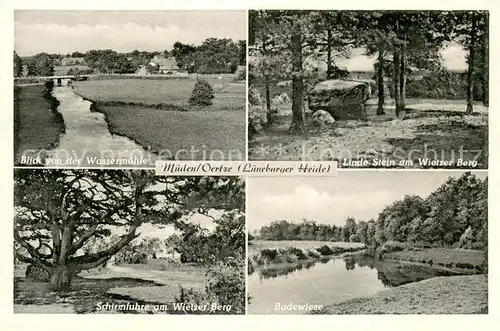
[14,10,246,56]
[334,42,467,72]
[247,171,488,231]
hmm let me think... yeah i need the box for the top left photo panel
[14,10,247,168]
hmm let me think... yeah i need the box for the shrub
[176,257,245,314]
[248,86,262,106]
[25,264,50,282]
[349,234,361,243]
[260,249,278,262]
[287,247,308,260]
[382,241,408,253]
[316,245,334,256]
[234,66,246,81]
[188,79,215,107]
[307,249,321,259]
[285,254,298,263]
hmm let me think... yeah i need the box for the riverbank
[14,85,65,165]
[383,247,485,272]
[248,240,366,272]
[315,274,487,314]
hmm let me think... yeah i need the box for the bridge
[14,75,93,86]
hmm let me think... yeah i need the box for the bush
[349,234,361,243]
[188,79,215,107]
[248,86,262,106]
[287,247,308,260]
[234,66,246,81]
[382,241,408,253]
[176,257,245,314]
[307,249,321,258]
[25,264,50,282]
[260,249,278,261]
[316,245,334,256]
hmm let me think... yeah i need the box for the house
[147,55,188,76]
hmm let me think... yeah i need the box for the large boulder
[311,109,335,126]
[308,79,371,120]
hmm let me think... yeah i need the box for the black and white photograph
[247,171,488,314]
[13,169,245,314]
[248,10,489,169]
[13,10,247,167]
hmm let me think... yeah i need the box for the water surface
[48,87,156,167]
[248,255,456,314]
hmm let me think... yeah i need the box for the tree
[171,41,197,72]
[343,217,357,242]
[14,51,23,77]
[14,170,244,291]
[26,53,54,77]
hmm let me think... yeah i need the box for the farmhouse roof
[150,55,180,70]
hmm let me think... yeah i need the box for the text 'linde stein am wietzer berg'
[156,161,338,176]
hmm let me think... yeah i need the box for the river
[47,86,156,167]
[247,254,457,314]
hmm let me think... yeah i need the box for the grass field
[72,78,245,160]
[384,248,485,270]
[314,275,488,314]
[249,98,488,168]
[14,85,65,165]
[73,77,245,111]
[14,260,207,314]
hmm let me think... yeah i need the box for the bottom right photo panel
[247,171,488,315]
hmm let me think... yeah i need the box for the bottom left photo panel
[13,169,246,315]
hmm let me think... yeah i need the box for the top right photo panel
[248,10,489,169]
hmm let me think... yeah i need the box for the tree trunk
[262,37,271,113]
[49,265,73,292]
[289,21,306,134]
[392,46,401,117]
[265,81,271,112]
[482,14,489,107]
[466,13,477,115]
[377,44,385,115]
[326,29,332,79]
[399,39,407,116]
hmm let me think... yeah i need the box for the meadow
[383,248,485,270]
[71,77,246,160]
[73,76,245,111]
[14,85,65,165]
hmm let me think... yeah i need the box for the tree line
[256,172,487,249]
[13,37,246,77]
[249,10,489,133]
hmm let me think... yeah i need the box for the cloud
[14,13,245,56]
[334,44,467,72]
[440,42,467,72]
[251,185,395,230]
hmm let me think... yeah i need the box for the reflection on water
[248,254,457,314]
[48,87,156,167]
